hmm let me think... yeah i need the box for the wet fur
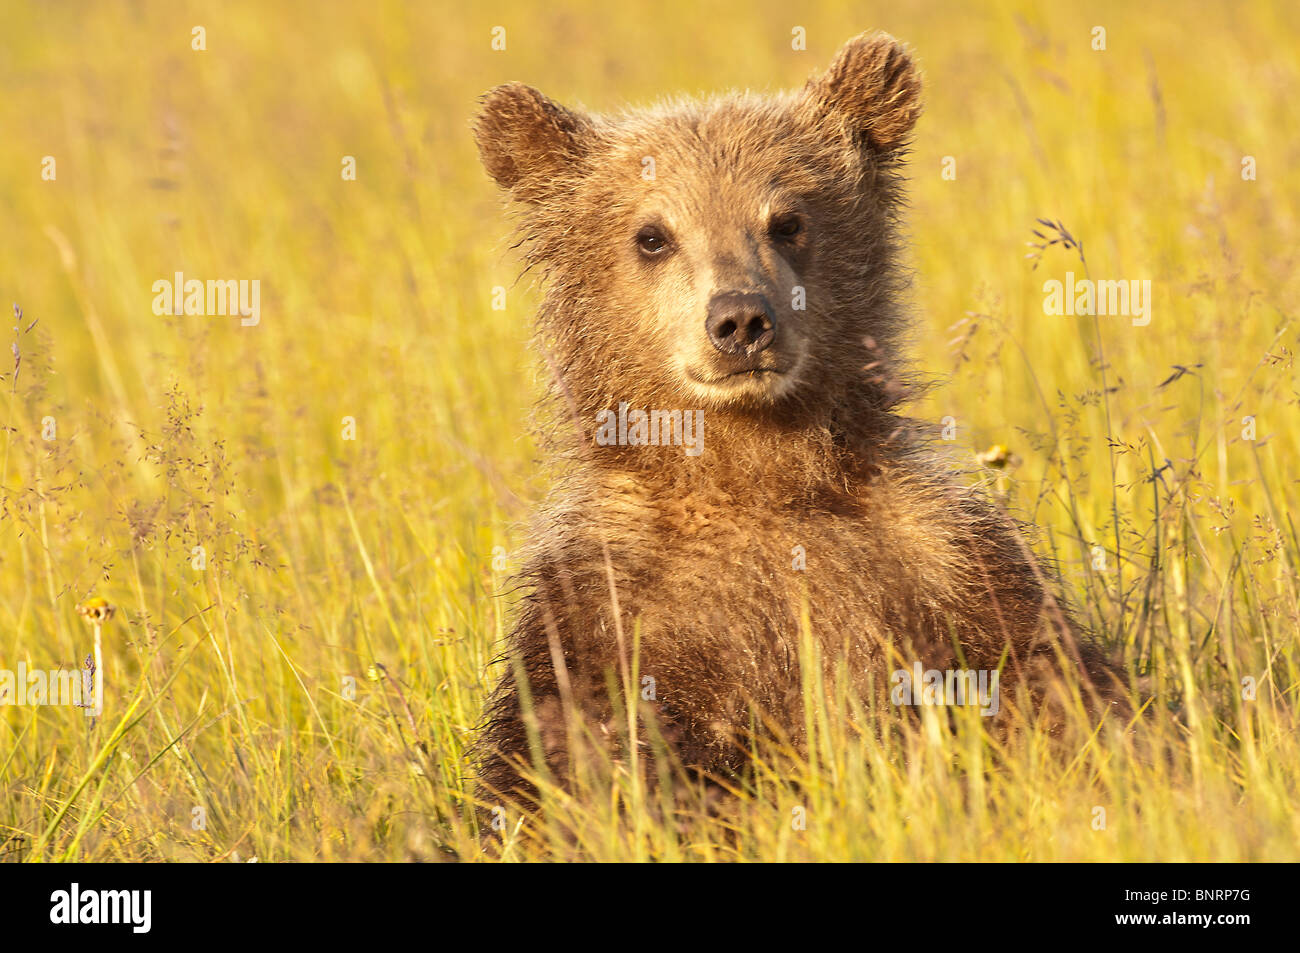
[471,32,1128,805]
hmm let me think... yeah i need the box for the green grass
[1,0,1297,861]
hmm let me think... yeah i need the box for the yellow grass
[1,0,1297,861]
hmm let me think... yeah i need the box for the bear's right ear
[803,31,922,154]
[474,82,595,203]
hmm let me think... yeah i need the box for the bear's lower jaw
[684,362,802,404]
[689,367,781,384]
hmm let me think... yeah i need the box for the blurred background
[0,0,1296,861]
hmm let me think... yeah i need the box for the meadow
[1,0,1297,861]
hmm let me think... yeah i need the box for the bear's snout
[705,292,776,358]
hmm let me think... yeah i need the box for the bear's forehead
[597,94,836,193]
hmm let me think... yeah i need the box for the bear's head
[475,31,922,435]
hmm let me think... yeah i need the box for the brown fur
[472,32,1127,806]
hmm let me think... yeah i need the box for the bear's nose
[705,292,776,356]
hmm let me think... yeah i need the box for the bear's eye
[769,213,805,242]
[635,226,671,258]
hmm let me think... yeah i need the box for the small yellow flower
[76,598,115,624]
[976,444,1018,470]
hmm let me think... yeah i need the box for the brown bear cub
[472,32,1127,805]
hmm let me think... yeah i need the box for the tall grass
[1,0,1296,861]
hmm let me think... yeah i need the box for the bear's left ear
[474,82,595,203]
[803,31,922,154]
